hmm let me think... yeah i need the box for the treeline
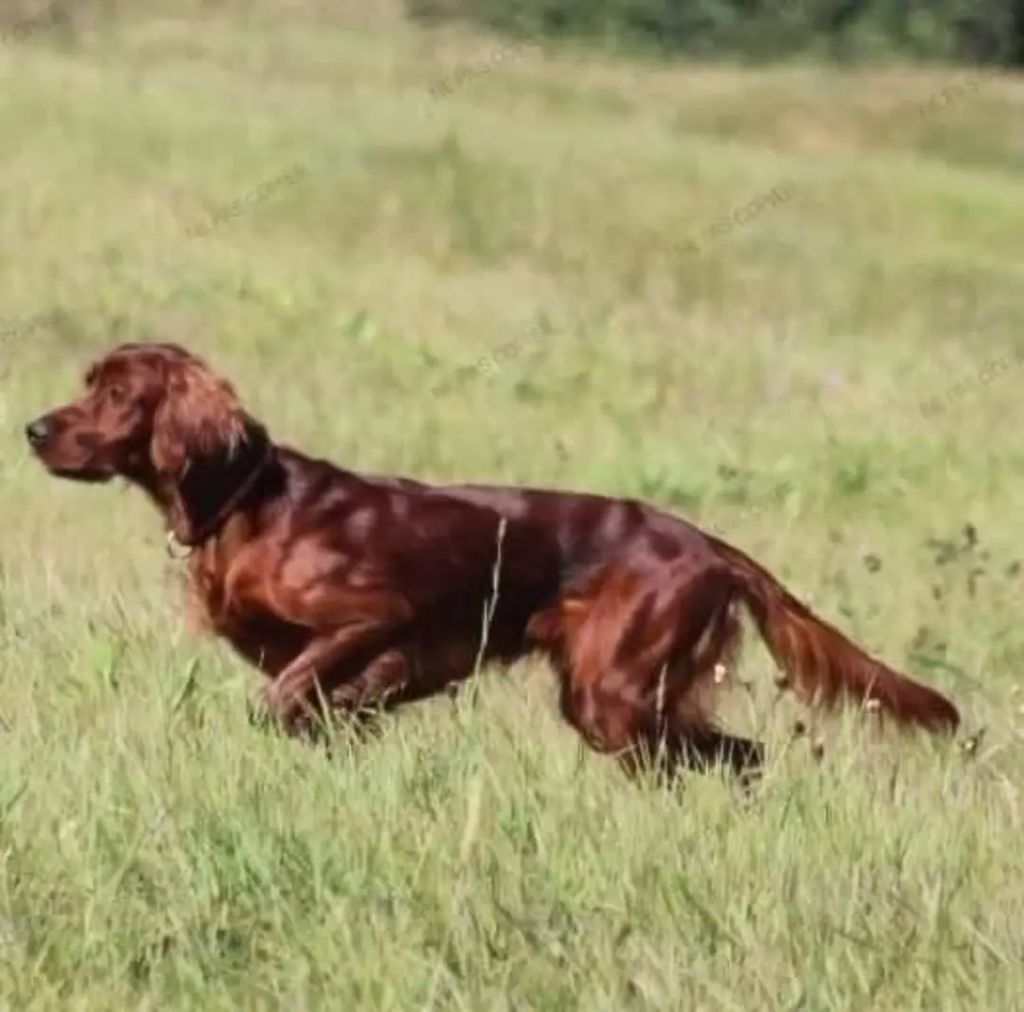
[407,0,1024,66]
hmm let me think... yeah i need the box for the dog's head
[26,342,270,544]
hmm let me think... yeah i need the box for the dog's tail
[710,537,960,733]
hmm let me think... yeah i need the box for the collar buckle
[165,529,195,561]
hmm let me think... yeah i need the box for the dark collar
[166,443,275,557]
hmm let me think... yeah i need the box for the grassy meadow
[1,2,1023,1007]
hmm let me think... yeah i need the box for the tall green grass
[1,6,1022,1007]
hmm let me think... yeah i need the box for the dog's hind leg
[541,557,765,780]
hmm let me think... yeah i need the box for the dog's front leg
[329,648,412,713]
[259,620,392,732]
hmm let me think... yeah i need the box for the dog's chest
[185,552,309,676]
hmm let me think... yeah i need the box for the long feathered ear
[151,355,270,546]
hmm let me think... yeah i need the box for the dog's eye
[107,384,127,405]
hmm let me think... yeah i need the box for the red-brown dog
[26,343,959,776]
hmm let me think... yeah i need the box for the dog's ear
[151,355,270,546]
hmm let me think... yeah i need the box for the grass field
[1,3,1023,1007]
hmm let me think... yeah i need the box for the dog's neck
[169,440,276,549]
[127,443,278,553]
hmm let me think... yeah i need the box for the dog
[26,342,959,776]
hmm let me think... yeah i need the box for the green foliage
[409,0,1024,65]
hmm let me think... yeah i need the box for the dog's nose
[25,416,51,447]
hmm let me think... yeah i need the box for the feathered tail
[711,537,960,733]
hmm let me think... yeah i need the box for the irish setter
[26,343,959,777]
